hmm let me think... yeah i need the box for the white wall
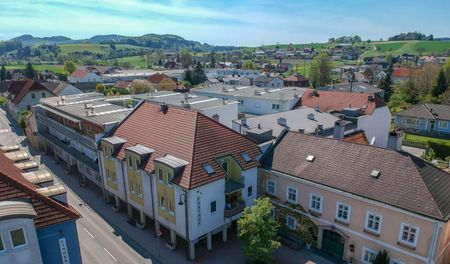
[201,102,238,128]
[68,73,101,83]
[357,106,392,148]
[58,85,83,96]
[239,97,299,115]
[242,167,258,207]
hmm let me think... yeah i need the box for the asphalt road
[0,109,151,264]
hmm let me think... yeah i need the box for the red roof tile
[343,131,369,145]
[108,102,261,189]
[70,69,89,78]
[300,90,385,115]
[0,151,80,228]
[392,67,422,78]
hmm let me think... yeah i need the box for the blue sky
[1,0,449,46]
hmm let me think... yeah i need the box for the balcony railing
[224,201,245,218]
[225,177,244,194]
[36,113,96,151]
[40,130,99,172]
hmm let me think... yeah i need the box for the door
[322,230,345,258]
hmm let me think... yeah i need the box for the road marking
[104,248,118,262]
[82,227,95,239]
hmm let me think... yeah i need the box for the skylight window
[241,152,252,162]
[306,155,315,162]
[371,170,381,178]
[203,164,215,175]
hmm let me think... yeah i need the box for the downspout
[428,221,442,264]
[183,189,190,260]
[121,159,128,206]
[149,171,156,231]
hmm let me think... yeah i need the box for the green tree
[96,83,106,94]
[238,197,280,264]
[24,62,35,79]
[242,60,257,70]
[178,48,193,68]
[210,51,216,68]
[184,69,192,84]
[378,74,393,102]
[432,69,448,97]
[443,57,450,83]
[372,250,390,264]
[191,62,206,85]
[0,65,6,82]
[19,110,30,129]
[63,60,77,74]
[0,96,6,106]
[309,53,332,88]
[6,71,12,80]
[130,79,153,94]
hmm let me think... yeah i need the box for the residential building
[41,81,83,97]
[260,131,450,264]
[99,101,261,260]
[394,104,450,136]
[221,75,251,86]
[113,81,131,91]
[318,82,385,99]
[68,69,102,83]
[300,90,391,148]
[284,74,309,87]
[133,91,239,128]
[148,73,177,91]
[254,75,284,88]
[0,147,81,264]
[25,112,40,150]
[34,93,132,188]
[192,85,308,115]
[5,79,57,121]
[392,68,422,83]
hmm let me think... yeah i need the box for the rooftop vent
[299,128,305,134]
[86,107,96,117]
[160,103,169,113]
[240,152,252,162]
[312,90,319,97]
[318,124,323,130]
[306,155,315,162]
[371,170,381,179]
[307,113,315,120]
[84,103,93,109]
[277,117,287,126]
[56,96,66,106]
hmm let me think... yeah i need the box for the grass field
[5,64,66,74]
[59,43,148,55]
[109,55,149,68]
[403,133,450,147]
[363,41,450,57]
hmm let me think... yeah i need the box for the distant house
[68,69,101,83]
[301,90,391,148]
[38,70,57,80]
[148,73,177,91]
[221,75,251,86]
[276,63,293,73]
[254,75,284,88]
[41,81,83,96]
[11,69,24,80]
[284,73,309,87]
[318,82,385,99]
[418,56,438,66]
[5,79,57,121]
[392,67,422,83]
[164,61,178,69]
[205,78,220,86]
[394,104,450,136]
[113,81,131,90]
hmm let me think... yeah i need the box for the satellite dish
[370,137,376,145]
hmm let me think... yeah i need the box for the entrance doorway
[322,230,345,258]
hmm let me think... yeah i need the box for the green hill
[363,41,450,57]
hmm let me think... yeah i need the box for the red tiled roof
[0,151,80,228]
[148,73,166,83]
[70,69,89,78]
[300,90,385,115]
[284,74,308,82]
[263,132,450,220]
[9,79,55,104]
[392,67,422,78]
[109,102,261,189]
[114,81,131,89]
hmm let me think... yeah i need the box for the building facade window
[41,92,46,98]
[287,186,297,203]
[0,234,4,252]
[286,215,296,230]
[31,93,35,99]
[169,200,174,213]
[336,202,351,222]
[160,196,165,209]
[130,181,135,193]
[439,121,448,129]
[158,169,163,182]
[210,201,217,213]
[137,184,142,197]
[362,247,376,264]
[128,157,133,168]
[9,228,27,248]
[167,172,173,186]
[248,186,253,197]
[365,212,382,234]
[266,180,276,195]
[399,223,419,247]
[309,193,322,212]
[221,160,228,173]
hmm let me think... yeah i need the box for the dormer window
[241,152,252,162]
[203,164,215,175]
[221,160,228,173]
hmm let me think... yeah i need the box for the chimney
[387,129,403,151]
[241,117,247,127]
[333,120,345,140]
[314,128,319,136]
[312,90,319,97]
[299,128,305,134]
[184,92,189,104]
[307,113,315,120]
[277,117,287,126]
[318,124,323,130]
[160,103,169,113]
